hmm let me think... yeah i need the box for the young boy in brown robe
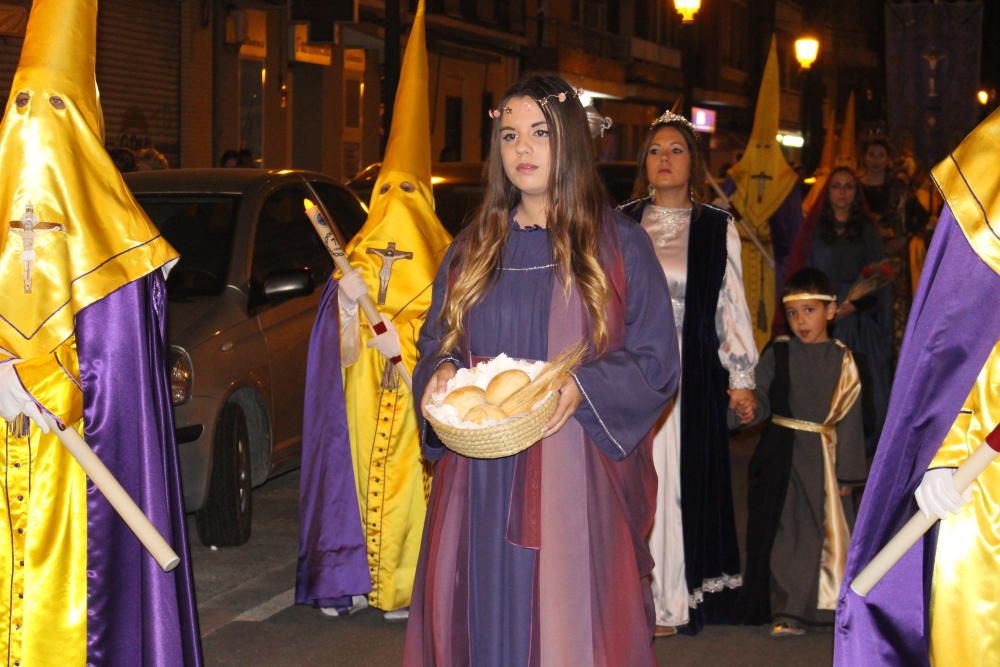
[732,268,867,636]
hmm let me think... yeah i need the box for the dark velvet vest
[620,198,740,632]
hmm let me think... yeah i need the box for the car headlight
[169,346,193,406]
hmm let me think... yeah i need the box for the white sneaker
[383,608,409,622]
[320,595,368,617]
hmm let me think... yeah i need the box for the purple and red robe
[404,211,680,666]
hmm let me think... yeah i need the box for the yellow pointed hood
[345,0,450,324]
[802,106,838,216]
[372,0,432,207]
[835,91,856,169]
[931,105,1000,275]
[728,36,797,226]
[13,0,103,138]
[0,0,177,362]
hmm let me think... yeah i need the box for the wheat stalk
[500,341,588,416]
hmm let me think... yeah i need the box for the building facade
[0,0,886,179]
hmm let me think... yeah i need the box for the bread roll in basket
[425,345,586,459]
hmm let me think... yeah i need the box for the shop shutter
[97,0,181,166]
[0,1,180,166]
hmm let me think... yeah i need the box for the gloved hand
[0,364,49,432]
[914,468,972,520]
[338,269,368,308]
[367,318,402,361]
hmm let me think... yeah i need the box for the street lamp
[978,89,990,105]
[673,0,701,24]
[795,35,823,173]
[794,37,820,70]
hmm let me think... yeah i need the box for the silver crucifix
[8,203,63,293]
[750,170,773,203]
[366,242,413,305]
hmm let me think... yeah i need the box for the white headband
[782,293,836,304]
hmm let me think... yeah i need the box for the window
[345,79,361,129]
[721,2,749,71]
[239,59,264,164]
[480,91,494,160]
[426,0,525,33]
[252,185,332,291]
[441,96,463,162]
[309,181,367,242]
[633,0,679,46]
[139,195,239,300]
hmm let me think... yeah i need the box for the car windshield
[434,184,484,234]
[136,195,240,300]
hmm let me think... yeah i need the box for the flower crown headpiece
[651,109,695,131]
[488,88,584,119]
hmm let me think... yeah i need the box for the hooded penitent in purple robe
[834,206,1000,665]
[296,279,372,610]
[403,212,680,666]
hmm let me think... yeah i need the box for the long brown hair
[818,166,872,243]
[439,75,610,355]
[632,118,705,202]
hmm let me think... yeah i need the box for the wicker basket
[425,391,557,459]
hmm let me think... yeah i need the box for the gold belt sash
[772,346,861,610]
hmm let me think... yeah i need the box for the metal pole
[680,22,697,119]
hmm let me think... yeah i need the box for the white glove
[0,364,50,433]
[338,269,368,308]
[914,468,972,520]
[367,318,402,361]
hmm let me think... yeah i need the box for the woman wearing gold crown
[0,1,201,664]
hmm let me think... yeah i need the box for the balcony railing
[539,17,629,62]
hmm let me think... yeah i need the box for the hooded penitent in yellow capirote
[340,0,452,612]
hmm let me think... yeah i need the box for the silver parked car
[126,168,366,546]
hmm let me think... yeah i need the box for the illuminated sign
[691,106,716,133]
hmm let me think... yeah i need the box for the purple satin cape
[295,279,372,608]
[77,273,203,666]
[834,207,1000,666]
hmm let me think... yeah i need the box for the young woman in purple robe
[403,75,681,666]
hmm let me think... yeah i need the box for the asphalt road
[193,430,835,666]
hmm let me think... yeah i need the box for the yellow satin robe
[0,341,88,665]
[0,0,177,660]
[927,338,1000,666]
[339,0,451,611]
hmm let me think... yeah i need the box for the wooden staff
[37,413,180,571]
[299,191,412,391]
[703,166,776,269]
[850,438,1000,597]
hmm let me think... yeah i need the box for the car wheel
[196,402,253,546]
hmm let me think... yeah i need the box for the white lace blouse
[640,204,758,389]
